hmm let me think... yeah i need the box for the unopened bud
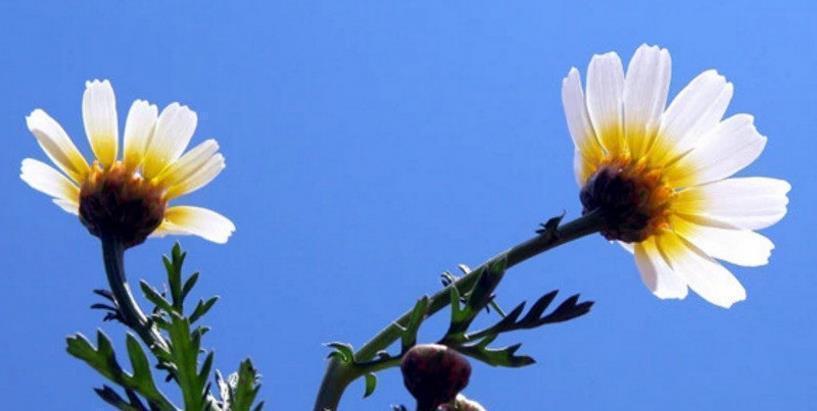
[401,344,471,410]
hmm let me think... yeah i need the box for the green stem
[101,237,168,353]
[313,211,605,410]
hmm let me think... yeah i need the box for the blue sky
[1,1,815,410]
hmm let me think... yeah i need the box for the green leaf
[181,272,200,302]
[231,359,263,411]
[139,280,174,314]
[166,312,207,410]
[125,335,152,386]
[94,386,143,411]
[458,339,535,368]
[400,296,428,352]
[189,296,219,324]
[449,285,469,325]
[66,332,176,411]
[325,342,355,364]
[363,373,377,398]
[466,258,506,314]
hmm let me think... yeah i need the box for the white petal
[656,233,746,308]
[53,198,79,215]
[572,150,592,186]
[634,239,688,299]
[150,220,189,238]
[657,70,733,159]
[671,215,774,267]
[142,103,198,178]
[156,139,219,186]
[123,100,159,170]
[20,158,80,202]
[585,52,625,155]
[82,80,119,166]
[165,153,225,199]
[562,67,603,150]
[623,44,671,157]
[619,241,634,254]
[674,177,791,230]
[26,109,89,182]
[162,206,235,244]
[667,114,766,187]
[563,68,603,185]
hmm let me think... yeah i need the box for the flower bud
[401,344,471,410]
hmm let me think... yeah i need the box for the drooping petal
[670,214,774,267]
[160,206,235,244]
[155,139,219,186]
[673,177,790,230]
[150,220,189,238]
[656,232,746,308]
[656,70,732,162]
[623,44,671,158]
[123,100,159,170]
[585,52,625,155]
[26,109,89,182]
[165,154,225,199]
[562,67,603,184]
[665,114,766,187]
[20,158,80,203]
[141,103,198,179]
[634,238,688,299]
[82,80,119,166]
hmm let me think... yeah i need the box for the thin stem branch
[101,237,168,353]
[313,211,605,410]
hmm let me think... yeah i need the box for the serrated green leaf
[467,258,506,314]
[231,359,262,411]
[181,272,200,302]
[449,285,469,325]
[189,296,219,324]
[401,296,428,352]
[66,332,176,411]
[363,373,377,398]
[139,281,174,314]
[166,312,207,411]
[458,340,535,368]
[125,335,152,385]
[199,351,215,387]
[94,386,142,411]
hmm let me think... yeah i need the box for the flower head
[21,80,235,247]
[562,45,790,308]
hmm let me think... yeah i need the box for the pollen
[79,162,167,248]
[579,154,675,243]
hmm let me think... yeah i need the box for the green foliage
[215,360,264,411]
[67,331,175,410]
[67,243,264,411]
[363,373,377,399]
[401,296,429,353]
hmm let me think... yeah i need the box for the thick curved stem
[313,211,604,410]
[101,237,168,352]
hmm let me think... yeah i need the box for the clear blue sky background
[1,1,815,410]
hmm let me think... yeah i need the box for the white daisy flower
[562,45,790,308]
[21,80,235,247]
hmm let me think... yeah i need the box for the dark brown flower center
[79,162,167,248]
[580,157,674,243]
